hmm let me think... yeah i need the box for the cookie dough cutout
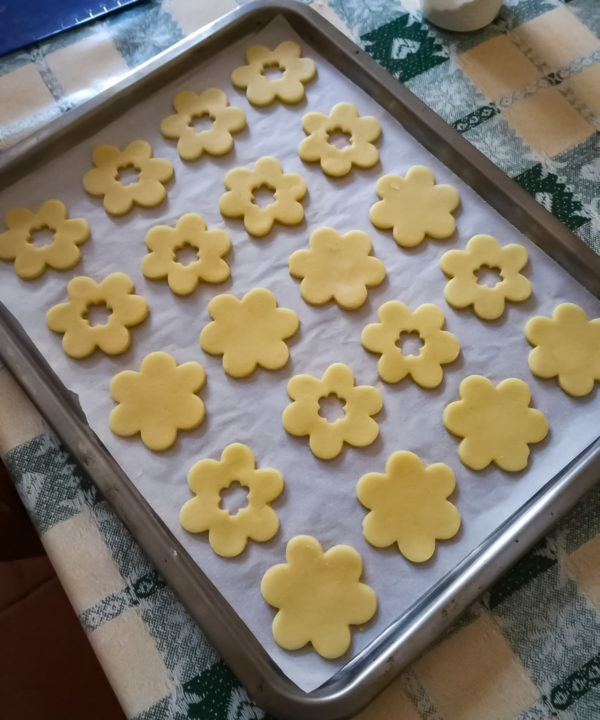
[200,288,299,377]
[288,227,386,309]
[83,140,174,216]
[299,103,381,177]
[160,88,246,161]
[443,375,548,472]
[370,166,460,248]
[358,451,461,563]
[219,156,306,237]
[180,444,283,557]
[110,352,206,452]
[440,234,531,320]
[141,213,231,296]
[282,363,382,460]
[231,41,316,106]
[361,301,460,388]
[46,272,148,359]
[261,535,377,659]
[525,303,600,397]
[0,200,89,280]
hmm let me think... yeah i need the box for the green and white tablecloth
[1,1,599,718]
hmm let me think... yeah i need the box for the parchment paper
[1,17,599,692]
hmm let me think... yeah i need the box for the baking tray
[1,2,600,718]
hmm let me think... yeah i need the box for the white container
[420,0,504,32]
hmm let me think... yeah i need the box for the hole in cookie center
[117,164,140,186]
[84,301,112,327]
[219,481,249,515]
[318,394,346,423]
[475,264,502,287]
[261,62,284,80]
[396,331,424,356]
[191,113,214,133]
[327,129,352,150]
[29,226,55,248]
[252,184,276,209]
[174,242,199,266]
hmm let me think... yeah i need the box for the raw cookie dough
[231,40,316,106]
[110,352,206,452]
[525,303,600,397]
[219,156,306,237]
[160,88,246,161]
[83,140,174,216]
[46,272,149,358]
[357,451,461,562]
[261,535,377,659]
[298,103,381,177]
[288,227,386,309]
[440,234,531,320]
[282,363,382,460]
[443,375,548,472]
[0,200,89,280]
[180,443,283,557]
[141,213,231,295]
[200,288,299,377]
[369,166,459,248]
[361,301,460,388]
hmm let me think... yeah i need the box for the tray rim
[1,2,600,718]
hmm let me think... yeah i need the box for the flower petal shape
[443,375,549,472]
[261,535,376,658]
[180,443,283,557]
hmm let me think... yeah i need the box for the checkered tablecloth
[1,1,599,718]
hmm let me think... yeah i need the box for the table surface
[1,1,599,718]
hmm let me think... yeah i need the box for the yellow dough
[443,375,548,472]
[160,88,246,161]
[0,200,89,280]
[231,41,316,106]
[288,227,386,309]
[46,272,148,358]
[219,156,306,237]
[180,443,283,557]
[440,234,531,320]
[282,363,382,460]
[83,140,174,215]
[261,535,377,659]
[141,213,231,295]
[298,103,381,177]
[525,303,600,397]
[357,451,461,562]
[361,301,460,388]
[369,166,460,248]
[200,288,299,377]
[110,352,206,451]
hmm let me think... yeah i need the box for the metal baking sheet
[1,2,599,718]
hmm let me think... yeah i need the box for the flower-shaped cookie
[110,352,206,451]
[440,234,531,320]
[288,227,386,309]
[525,303,600,397]
[200,288,299,377]
[282,363,382,460]
[219,156,306,237]
[0,200,89,280]
[298,103,381,177]
[160,88,246,161]
[357,451,461,562]
[361,302,460,388]
[46,272,148,358]
[141,213,231,295]
[180,444,283,557]
[231,41,316,106]
[370,166,460,248]
[261,535,377,658]
[83,140,174,215]
[443,375,548,472]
